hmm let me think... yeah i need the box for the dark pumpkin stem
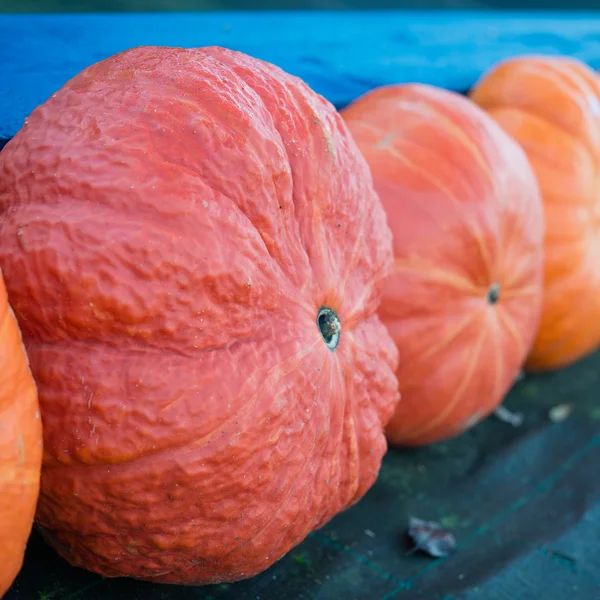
[487,282,500,305]
[317,307,341,351]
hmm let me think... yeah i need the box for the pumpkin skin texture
[0,272,43,597]
[341,84,544,447]
[0,46,400,585]
[470,56,600,371]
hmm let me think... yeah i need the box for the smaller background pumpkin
[0,271,43,597]
[470,55,600,371]
[342,83,545,446]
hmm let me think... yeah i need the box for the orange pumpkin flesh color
[342,84,544,447]
[0,272,43,597]
[0,47,400,584]
[470,55,600,371]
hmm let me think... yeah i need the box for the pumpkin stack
[1,42,600,594]
[340,54,600,447]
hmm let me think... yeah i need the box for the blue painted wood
[1,10,600,141]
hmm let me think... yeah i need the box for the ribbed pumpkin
[470,55,600,371]
[342,84,544,446]
[0,46,400,584]
[0,272,42,597]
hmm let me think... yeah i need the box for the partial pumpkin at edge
[470,54,600,372]
[0,271,43,598]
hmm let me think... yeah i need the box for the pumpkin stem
[317,307,341,350]
[487,283,500,304]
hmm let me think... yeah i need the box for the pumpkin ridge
[21,331,265,358]
[407,310,478,364]
[343,377,362,507]
[35,332,321,468]
[352,94,505,233]
[335,356,358,508]
[212,383,327,566]
[388,311,477,390]
[489,312,505,407]
[310,352,354,519]
[269,114,327,298]
[496,197,535,287]
[325,347,360,508]
[202,52,320,288]
[42,351,328,540]
[499,284,540,300]
[343,270,393,328]
[391,259,479,294]
[336,193,370,312]
[546,241,600,299]
[399,87,502,195]
[476,100,599,170]
[338,317,398,492]
[384,141,497,282]
[11,290,278,357]
[142,109,307,286]
[527,59,600,144]
[472,57,600,154]
[179,335,322,453]
[212,48,393,314]
[545,239,600,292]
[496,304,528,359]
[388,131,495,211]
[402,317,488,441]
[0,198,302,353]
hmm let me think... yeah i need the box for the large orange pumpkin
[0,47,400,584]
[0,272,42,597]
[470,55,600,371]
[341,84,544,446]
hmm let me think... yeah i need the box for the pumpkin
[341,83,544,446]
[0,272,43,597]
[0,46,400,584]
[470,55,600,371]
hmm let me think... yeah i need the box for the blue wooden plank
[1,10,600,142]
